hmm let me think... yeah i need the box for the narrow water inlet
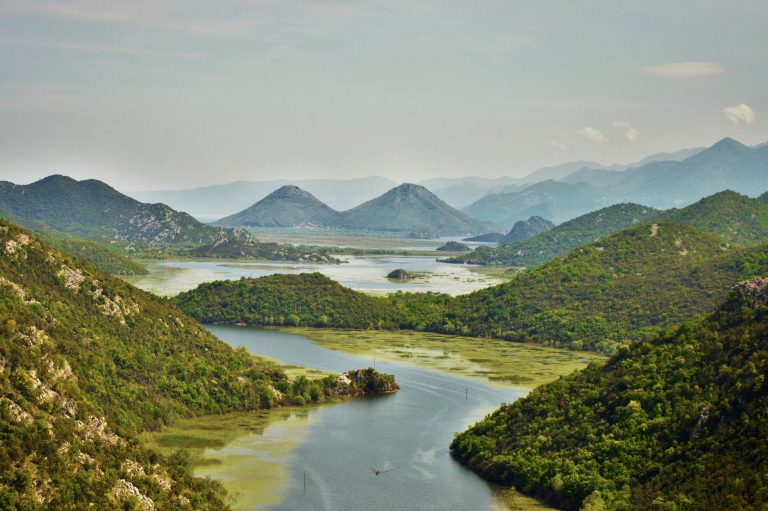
[196,326,541,511]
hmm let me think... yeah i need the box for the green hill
[440,222,768,352]
[0,220,392,509]
[173,273,399,328]
[0,175,247,245]
[174,223,768,354]
[659,190,768,246]
[455,190,768,268]
[33,228,148,275]
[452,203,659,267]
[451,277,768,510]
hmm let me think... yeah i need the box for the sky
[1,0,767,191]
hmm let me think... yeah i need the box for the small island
[343,368,400,395]
[436,241,470,252]
[387,268,413,280]
[292,367,399,404]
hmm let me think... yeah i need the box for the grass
[141,408,315,510]
[492,487,562,510]
[282,328,605,389]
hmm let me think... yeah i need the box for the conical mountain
[339,183,496,235]
[214,185,340,228]
[502,216,555,243]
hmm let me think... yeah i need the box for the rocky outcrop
[732,277,768,308]
[387,268,412,280]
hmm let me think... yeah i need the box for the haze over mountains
[3,137,766,245]
[216,183,498,235]
[131,176,398,221]
[467,138,768,226]
[125,144,707,220]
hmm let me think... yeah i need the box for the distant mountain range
[215,183,499,235]
[129,176,398,221]
[124,145,704,218]
[18,137,766,237]
[464,138,768,226]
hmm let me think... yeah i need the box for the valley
[143,326,586,511]
[5,4,768,509]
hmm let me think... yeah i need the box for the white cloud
[612,121,639,142]
[723,103,756,126]
[546,139,567,150]
[640,62,724,79]
[577,127,606,143]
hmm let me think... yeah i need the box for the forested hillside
[452,203,659,267]
[0,220,394,509]
[451,276,768,510]
[453,190,768,268]
[175,223,768,353]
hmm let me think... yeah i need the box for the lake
[124,255,505,297]
[149,326,544,510]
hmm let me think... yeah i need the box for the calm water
[207,326,523,511]
[125,255,503,297]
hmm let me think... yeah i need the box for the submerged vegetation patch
[284,328,603,389]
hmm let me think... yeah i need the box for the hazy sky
[1,0,766,191]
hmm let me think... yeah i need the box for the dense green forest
[452,190,768,268]
[659,190,768,246]
[450,203,659,266]
[175,222,768,354]
[0,220,395,509]
[37,230,149,275]
[174,273,401,329]
[440,222,768,352]
[451,276,768,510]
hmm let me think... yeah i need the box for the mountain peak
[392,182,430,194]
[503,216,555,243]
[709,137,749,152]
[269,185,316,200]
[36,174,79,186]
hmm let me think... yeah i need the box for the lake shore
[142,327,592,510]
